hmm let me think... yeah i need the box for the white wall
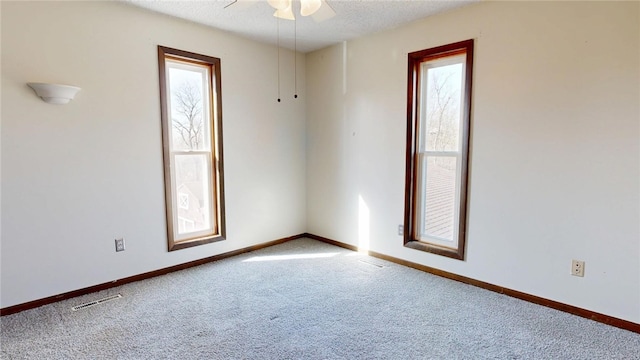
[0,1,307,308]
[306,1,640,323]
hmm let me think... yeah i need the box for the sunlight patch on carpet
[242,253,340,262]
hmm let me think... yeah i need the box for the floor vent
[358,258,386,268]
[71,294,122,311]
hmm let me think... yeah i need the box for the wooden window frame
[404,39,474,260]
[158,46,226,252]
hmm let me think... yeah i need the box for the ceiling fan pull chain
[294,13,298,99]
[277,16,281,103]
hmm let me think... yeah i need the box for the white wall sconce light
[27,83,81,105]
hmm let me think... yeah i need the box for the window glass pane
[174,154,213,236]
[421,156,457,242]
[422,57,464,152]
[167,62,211,152]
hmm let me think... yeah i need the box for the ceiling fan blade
[311,0,336,22]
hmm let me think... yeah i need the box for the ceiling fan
[225,0,336,22]
[225,0,336,103]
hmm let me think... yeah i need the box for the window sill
[169,234,226,252]
[404,240,464,260]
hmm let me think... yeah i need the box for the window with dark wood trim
[404,39,474,260]
[158,46,226,251]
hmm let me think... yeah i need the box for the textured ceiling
[122,0,477,53]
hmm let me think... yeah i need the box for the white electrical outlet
[571,260,585,277]
[115,238,125,252]
[398,225,404,236]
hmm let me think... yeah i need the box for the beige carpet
[1,238,638,359]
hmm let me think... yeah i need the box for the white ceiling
[122,0,478,53]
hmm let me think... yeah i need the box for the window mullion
[172,150,211,156]
[421,151,459,157]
